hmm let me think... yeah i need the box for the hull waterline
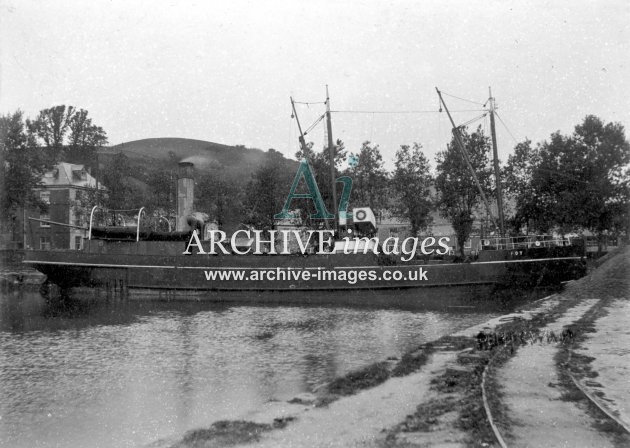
[24,242,586,306]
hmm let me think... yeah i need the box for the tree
[0,111,47,238]
[26,105,108,167]
[196,162,243,229]
[244,149,295,229]
[295,138,347,219]
[503,139,543,232]
[102,152,134,211]
[391,143,433,235]
[27,105,75,165]
[435,126,494,256]
[343,141,388,211]
[66,109,108,163]
[146,168,175,213]
[566,116,629,237]
[512,116,630,239]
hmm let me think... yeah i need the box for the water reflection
[1,290,518,448]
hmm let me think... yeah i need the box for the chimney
[177,162,195,231]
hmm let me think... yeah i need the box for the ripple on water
[0,290,512,448]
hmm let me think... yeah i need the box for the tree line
[2,106,628,253]
[1,106,107,234]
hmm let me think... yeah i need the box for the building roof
[39,162,103,189]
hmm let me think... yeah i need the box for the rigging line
[293,100,327,105]
[495,112,521,144]
[331,109,484,114]
[304,114,326,135]
[457,113,488,129]
[288,111,294,157]
[441,91,485,106]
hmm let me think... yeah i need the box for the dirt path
[573,298,630,430]
[495,298,615,448]
[234,352,460,448]
[495,246,630,447]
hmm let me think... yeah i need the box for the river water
[1,290,523,448]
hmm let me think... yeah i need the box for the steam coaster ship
[23,89,587,306]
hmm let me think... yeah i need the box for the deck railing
[479,235,574,251]
[89,206,146,242]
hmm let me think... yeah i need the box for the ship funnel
[177,161,195,231]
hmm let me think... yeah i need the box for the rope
[457,113,488,129]
[331,109,484,114]
[441,91,485,106]
[304,114,326,135]
[293,100,326,105]
[495,112,520,144]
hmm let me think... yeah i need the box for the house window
[39,236,51,250]
[75,211,83,227]
[40,213,50,227]
[40,191,50,204]
[75,236,82,250]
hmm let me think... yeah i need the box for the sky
[1,0,628,169]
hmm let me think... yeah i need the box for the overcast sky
[1,0,628,169]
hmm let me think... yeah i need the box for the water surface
[1,290,516,448]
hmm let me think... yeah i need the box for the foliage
[435,126,493,256]
[102,152,136,210]
[343,141,388,211]
[391,143,433,235]
[26,105,107,167]
[26,105,75,165]
[1,106,109,239]
[295,139,347,221]
[73,186,100,227]
[66,109,108,163]
[244,149,295,229]
[145,168,175,213]
[507,116,630,236]
[196,162,243,228]
[502,139,542,231]
[0,111,47,230]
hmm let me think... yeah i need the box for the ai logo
[274,160,353,220]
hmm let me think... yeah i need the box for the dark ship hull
[24,238,585,305]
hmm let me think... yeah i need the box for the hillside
[96,138,298,194]
[107,137,272,171]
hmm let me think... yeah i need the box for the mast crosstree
[291,87,507,238]
[488,87,506,237]
[436,87,500,233]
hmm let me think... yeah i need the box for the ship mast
[325,85,338,233]
[290,96,309,155]
[290,95,332,230]
[488,87,506,237]
[436,87,500,232]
